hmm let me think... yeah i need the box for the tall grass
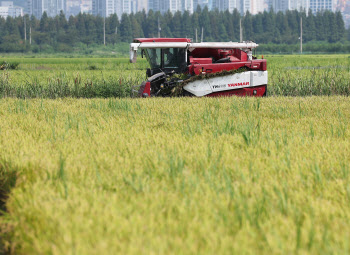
[0,71,144,98]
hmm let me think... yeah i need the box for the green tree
[262,10,276,43]
[232,9,241,41]
[106,14,119,44]
[209,9,220,40]
[243,11,253,40]
[119,13,132,42]
[304,9,316,42]
[182,11,192,38]
[191,10,200,41]
[199,6,212,41]
[170,11,182,38]
[130,14,144,39]
[39,12,49,32]
[144,10,157,38]
[335,11,345,42]
[223,10,234,41]
[162,10,173,37]
[252,13,264,42]
[315,12,325,41]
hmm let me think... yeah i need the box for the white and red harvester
[130,38,267,97]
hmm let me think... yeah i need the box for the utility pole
[195,28,198,43]
[201,27,203,42]
[158,17,161,38]
[240,18,243,42]
[300,16,303,54]
[103,17,106,46]
[29,26,31,45]
[24,16,26,42]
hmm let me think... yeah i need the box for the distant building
[66,0,81,16]
[183,0,194,13]
[195,0,211,10]
[251,0,264,14]
[92,0,114,17]
[309,0,334,13]
[0,1,23,18]
[212,0,226,11]
[168,0,179,13]
[92,0,137,17]
[290,0,309,11]
[240,0,251,14]
[211,0,264,15]
[268,0,309,12]
[137,0,147,12]
[268,0,289,12]
[1,1,13,7]
[148,0,193,14]
[80,0,92,13]
[212,0,238,13]
[227,0,238,12]
[27,0,65,18]
[147,0,158,12]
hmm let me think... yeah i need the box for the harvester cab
[130,38,267,97]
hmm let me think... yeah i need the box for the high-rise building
[309,0,334,13]
[92,0,135,17]
[91,0,107,16]
[137,0,147,11]
[182,0,194,13]
[80,0,92,13]
[228,0,238,12]
[240,0,251,14]
[197,0,211,9]
[251,0,264,14]
[268,0,290,12]
[211,0,266,14]
[0,1,23,18]
[148,0,193,14]
[268,0,309,12]
[193,0,198,9]
[169,0,180,13]
[66,0,81,16]
[27,0,65,18]
[212,0,225,10]
[212,0,239,12]
[148,0,160,12]
[289,0,309,11]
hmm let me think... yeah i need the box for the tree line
[0,6,348,53]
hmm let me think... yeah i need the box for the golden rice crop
[0,96,349,254]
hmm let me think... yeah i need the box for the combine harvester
[130,38,267,97]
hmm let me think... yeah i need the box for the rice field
[0,55,350,254]
[0,55,350,98]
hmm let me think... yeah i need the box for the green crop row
[0,71,145,99]
[0,55,349,98]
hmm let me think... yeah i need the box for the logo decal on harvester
[212,84,226,89]
[212,82,250,89]
[228,82,249,87]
